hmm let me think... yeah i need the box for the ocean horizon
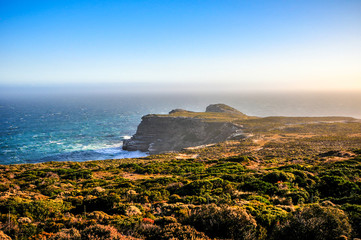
[1,91,361,165]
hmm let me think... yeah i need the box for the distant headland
[123,104,356,154]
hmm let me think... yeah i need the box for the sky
[0,0,361,92]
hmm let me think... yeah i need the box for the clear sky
[0,0,360,92]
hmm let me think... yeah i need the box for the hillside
[0,107,361,239]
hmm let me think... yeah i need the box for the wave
[34,146,148,163]
[63,142,123,152]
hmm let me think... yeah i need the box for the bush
[87,211,111,222]
[186,204,257,240]
[80,224,124,240]
[154,216,178,226]
[3,197,71,221]
[263,171,295,183]
[243,200,288,229]
[342,204,361,238]
[84,193,121,214]
[125,205,142,216]
[158,223,210,240]
[0,231,11,240]
[49,228,81,240]
[273,204,352,240]
[169,194,182,203]
[178,180,213,196]
[241,178,278,195]
[111,215,142,233]
[221,155,250,163]
[318,175,359,199]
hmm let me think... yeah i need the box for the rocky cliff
[123,104,246,154]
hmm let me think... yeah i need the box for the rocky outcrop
[206,104,246,116]
[168,109,193,114]
[123,104,246,154]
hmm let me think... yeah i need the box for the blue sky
[0,0,360,91]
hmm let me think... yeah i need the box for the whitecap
[114,150,148,159]
[66,142,123,152]
[94,147,123,154]
[36,147,148,163]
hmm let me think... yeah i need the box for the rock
[206,103,245,115]
[169,109,193,114]
[123,104,246,154]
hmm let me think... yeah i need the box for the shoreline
[1,145,148,166]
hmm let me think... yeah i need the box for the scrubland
[1,117,360,239]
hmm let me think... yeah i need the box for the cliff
[123,104,246,154]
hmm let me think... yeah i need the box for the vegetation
[0,117,360,239]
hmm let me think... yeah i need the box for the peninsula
[123,103,357,154]
[123,104,248,154]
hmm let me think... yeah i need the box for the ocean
[1,91,361,165]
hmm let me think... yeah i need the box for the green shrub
[342,204,361,238]
[0,231,11,240]
[318,175,359,198]
[243,200,288,229]
[178,180,213,196]
[49,228,81,240]
[246,195,271,204]
[241,178,278,195]
[111,215,142,233]
[169,194,182,203]
[263,171,295,183]
[81,224,124,240]
[186,204,257,240]
[18,223,38,239]
[221,155,251,163]
[273,204,352,240]
[63,169,93,180]
[157,223,210,240]
[206,162,245,174]
[3,197,71,221]
[84,193,121,214]
[154,216,178,226]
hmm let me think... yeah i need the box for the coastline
[1,143,148,165]
[1,124,360,239]
[2,92,361,165]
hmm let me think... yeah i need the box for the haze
[1,0,361,93]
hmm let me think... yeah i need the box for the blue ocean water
[1,92,361,165]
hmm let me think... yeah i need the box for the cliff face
[123,104,245,154]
